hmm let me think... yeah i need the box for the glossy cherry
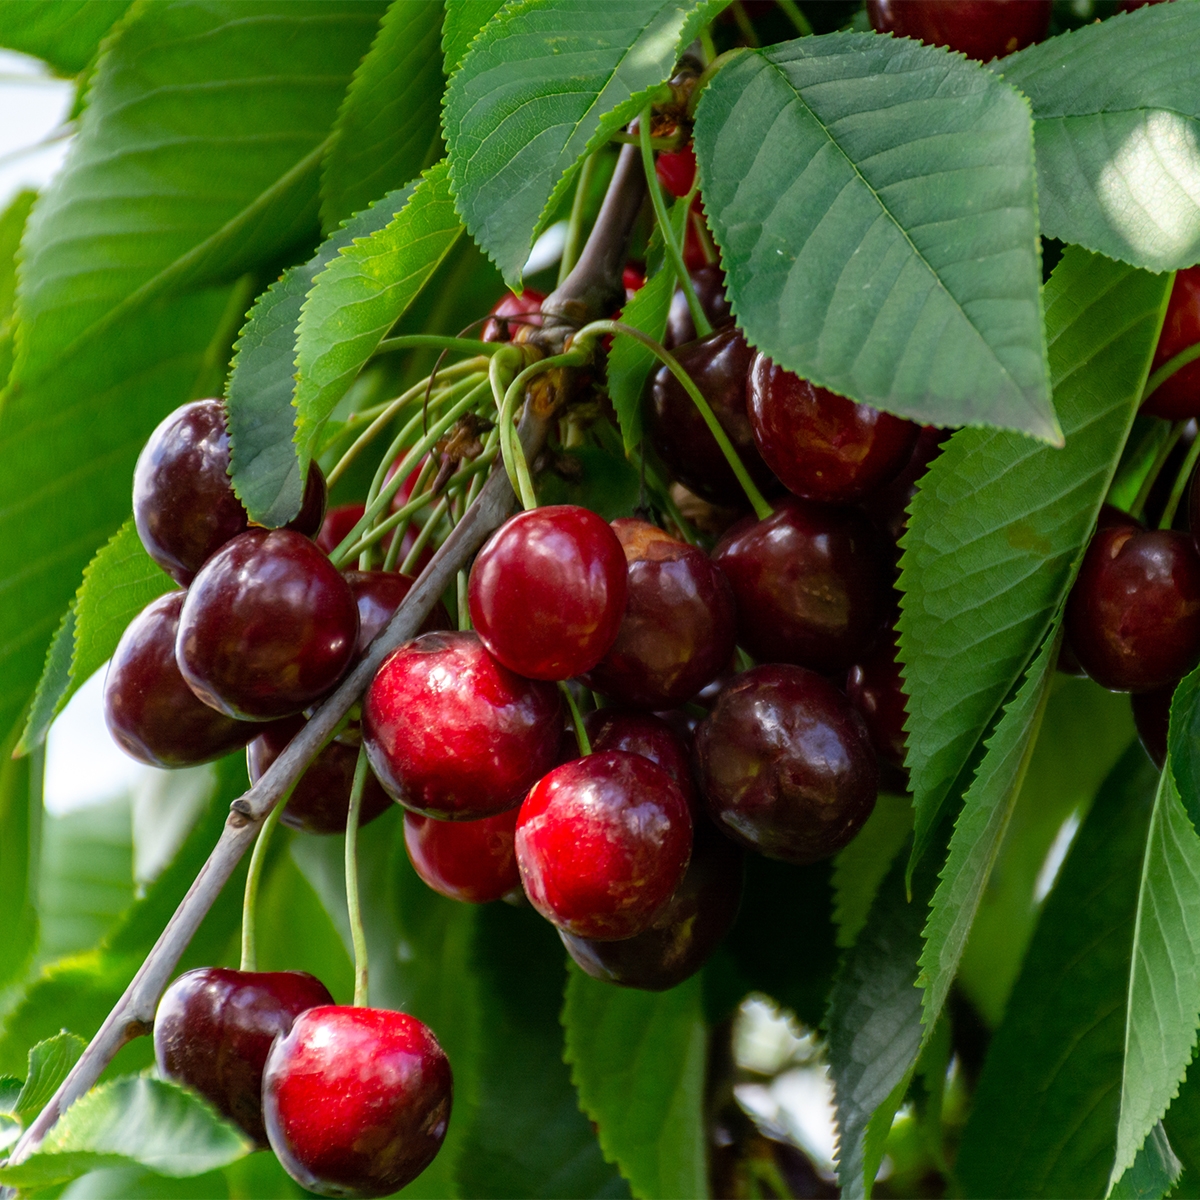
[1132,682,1174,770]
[404,807,520,904]
[845,634,908,768]
[468,505,628,680]
[263,1005,452,1198]
[104,592,258,767]
[363,630,563,819]
[663,264,733,350]
[748,356,919,504]
[867,0,1051,61]
[655,144,696,198]
[1141,266,1200,419]
[648,327,778,507]
[345,569,451,658]
[583,520,735,709]
[693,665,879,864]
[177,529,358,720]
[1065,523,1200,692]
[516,750,693,941]
[560,819,743,990]
[713,498,891,673]
[247,715,392,836]
[154,967,333,1146]
[482,288,545,343]
[583,707,698,806]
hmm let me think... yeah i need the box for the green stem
[239,798,288,972]
[776,0,813,36]
[559,684,592,755]
[1131,421,1187,521]
[699,27,717,65]
[639,106,711,340]
[378,452,439,572]
[730,1,761,46]
[373,334,499,358]
[1142,341,1200,402]
[578,320,772,518]
[401,494,451,573]
[1159,432,1200,529]
[345,748,370,1008]
[560,152,600,286]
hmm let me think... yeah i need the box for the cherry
[1142,268,1200,419]
[693,665,879,864]
[845,634,908,768]
[583,519,735,709]
[104,592,258,767]
[263,1005,452,1197]
[663,264,733,350]
[748,355,919,504]
[1132,682,1174,769]
[560,819,743,990]
[247,715,392,836]
[288,461,328,539]
[344,569,451,658]
[622,262,646,300]
[867,0,1051,61]
[1065,524,1200,691]
[404,807,520,904]
[176,529,359,721]
[468,505,628,681]
[154,967,333,1146]
[648,327,777,507]
[859,425,950,548]
[363,630,563,819]
[655,144,696,198]
[482,288,545,343]
[516,750,693,940]
[583,707,697,806]
[713,498,891,673]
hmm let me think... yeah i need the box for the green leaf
[0,1,129,74]
[1164,1054,1200,1194]
[0,719,39,992]
[999,3,1200,273]
[694,34,1051,438]
[0,190,35,332]
[444,0,725,287]
[537,445,642,523]
[608,267,674,453]
[0,1077,252,1188]
[831,793,913,951]
[563,965,708,1200]
[1168,665,1200,833]
[898,247,1170,868]
[226,186,415,527]
[320,0,444,232]
[12,1032,86,1129]
[956,746,1158,1199]
[293,161,463,473]
[442,0,509,76]
[1111,1124,1181,1200]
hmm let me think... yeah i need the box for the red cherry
[363,630,563,819]
[468,505,628,681]
[656,144,696,198]
[748,356,919,504]
[404,808,520,904]
[622,263,646,301]
[104,592,258,767]
[713,498,891,673]
[288,462,328,539]
[263,1005,452,1197]
[845,634,909,768]
[583,519,735,709]
[859,425,950,548]
[154,967,333,1146]
[867,0,1051,60]
[1144,267,1200,418]
[663,264,733,350]
[482,289,545,343]
[583,707,698,807]
[516,750,693,940]
[344,569,451,658]
[1065,524,1200,692]
[176,529,359,720]
[694,665,879,864]
[316,502,365,557]
[1132,682,1174,769]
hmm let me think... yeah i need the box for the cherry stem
[239,792,288,973]
[344,748,371,1008]
[560,151,600,287]
[730,1,761,46]
[1159,432,1200,530]
[777,0,814,36]
[375,452,439,572]
[373,333,499,358]
[401,494,451,573]
[1142,341,1200,402]
[639,106,711,341]
[559,683,592,755]
[1130,420,1187,521]
[576,319,773,519]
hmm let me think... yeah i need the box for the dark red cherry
[316,502,364,557]
[1132,682,1174,769]
[482,288,545,343]
[468,505,628,680]
[1142,266,1200,419]
[344,570,451,658]
[648,327,778,507]
[583,707,697,806]
[663,264,734,350]
[404,808,520,904]
[104,592,258,767]
[583,519,735,709]
[1065,525,1200,692]
[247,715,392,836]
[860,425,951,549]
[713,498,891,673]
[694,665,879,864]
[176,529,359,721]
[845,635,908,768]
[287,462,328,538]
[560,819,743,990]
[263,1006,452,1197]
[748,356,919,505]
[622,262,646,301]
[516,750,693,940]
[363,630,563,819]
[656,144,696,198]
[154,967,333,1146]
[867,0,1051,60]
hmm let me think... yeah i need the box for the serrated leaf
[0,717,39,993]
[563,965,707,1200]
[320,0,444,232]
[831,793,912,951]
[226,186,414,526]
[898,247,1170,868]
[0,1,129,75]
[957,746,1158,1198]
[293,161,463,473]
[444,0,725,287]
[0,1077,252,1188]
[442,0,509,76]
[1164,1054,1200,1193]
[12,1032,85,1129]
[608,267,674,453]
[1168,665,1200,833]
[1000,3,1200,273]
[1111,1124,1181,1200]
[694,33,1051,438]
